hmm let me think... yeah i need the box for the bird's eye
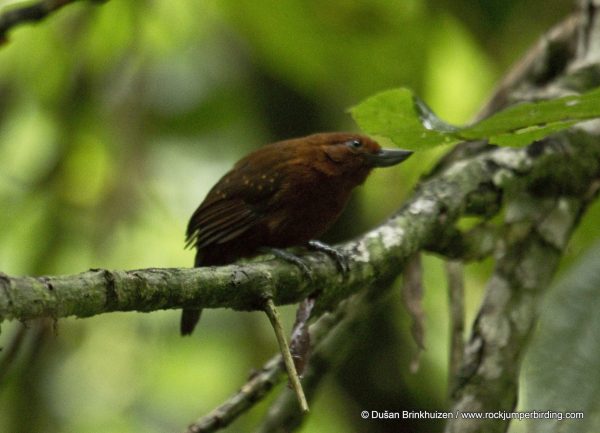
[345,139,362,149]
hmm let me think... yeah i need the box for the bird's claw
[261,241,350,280]
[262,247,314,281]
[308,240,350,275]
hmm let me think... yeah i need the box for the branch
[256,288,391,433]
[2,132,595,433]
[0,0,105,44]
[254,131,600,433]
[0,144,556,325]
[446,181,599,433]
[443,2,600,424]
[185,297,348,433]
[185,354,283,433]
[475,12,580,120]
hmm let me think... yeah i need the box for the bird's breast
[263,178,352,247]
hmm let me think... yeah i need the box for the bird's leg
[307,240,350,274]
[260,247,313,280]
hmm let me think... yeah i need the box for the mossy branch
[0,141,572,325]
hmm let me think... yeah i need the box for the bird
[182,132,413,335]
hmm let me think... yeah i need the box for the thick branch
[446,180,599,433]
[1,145,552,324]
[253,130,600,433]
[444,3,600,429]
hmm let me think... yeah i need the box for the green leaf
[350,87,600,150]
[349,88,461,150]
[487,121,580,147]
[462,87,600,138]
[515,241,600,433]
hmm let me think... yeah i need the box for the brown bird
[182,132,412,335]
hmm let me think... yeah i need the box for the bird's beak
[366,148,413,167]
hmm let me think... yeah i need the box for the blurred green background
[1,1,597,432]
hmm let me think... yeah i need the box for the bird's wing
[186,141,302,251]
[185,198,260,249]
[185,158,285,250]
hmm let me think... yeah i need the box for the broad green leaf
[350,87,600,149]
[462,87,600,138]
[349,88,460,149]
[514,241,600,433]
[487,121,580,147]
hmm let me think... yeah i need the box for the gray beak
[366,148,413,167]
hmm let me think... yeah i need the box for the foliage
[350,87,600,149]
[514,241,600,433]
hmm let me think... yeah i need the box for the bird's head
[305,132,413,183]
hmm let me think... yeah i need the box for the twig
[255,288,395,433]
[474,13,579,120]
[185,300,345,433]
[185,355,284,433]
[263,298,308,413]
[0,0,104,44]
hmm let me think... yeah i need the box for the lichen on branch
[0,139,591,325]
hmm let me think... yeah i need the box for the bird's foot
[261,247,313,280]
[307,240,350,274]
[261,241,350,280]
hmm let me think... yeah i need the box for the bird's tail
[180,250,204,336]
[180,308,202,336]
